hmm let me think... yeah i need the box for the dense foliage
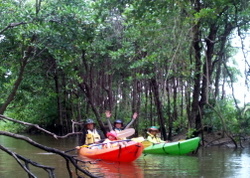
[1,0,250,141]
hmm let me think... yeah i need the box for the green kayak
[143,137,201,155]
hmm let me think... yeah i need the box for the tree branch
[0,131,99,178]
[0,22,27,34]
[0,115,82,139]
[0,145,55,177]
[206,103,238,148]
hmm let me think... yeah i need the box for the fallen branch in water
[0,144,55,177]
[0,131,100,178]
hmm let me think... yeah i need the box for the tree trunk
[0,46,34,114]
[166,80,172,140]
[79,50,107,134]
[189,21,202,129]
[150,78,167,140]
[54,68,64,135]
[172,77,178,140]
[150,85,153,126]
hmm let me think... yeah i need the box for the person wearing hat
[147,126,167,144]
[103,131,126,148]
[80,118,105,145]
[104,131,118,142]
[105,110,138,134]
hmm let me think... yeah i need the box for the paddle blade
[131,137,145,142]
[141,140,152,148]
[117,128,135,138]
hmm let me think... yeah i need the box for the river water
[0,134,250,178]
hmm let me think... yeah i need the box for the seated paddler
[80,118,105,145]
[103,131,126,148]
[147,126,169,144]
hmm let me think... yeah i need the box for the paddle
[117,128,135,138]
[130,137,153,148]
[131,136,145,142]
[84,139,132,148]
[65,128,135,152]
[141,140,152,148]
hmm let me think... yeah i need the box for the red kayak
[78,140,143,162]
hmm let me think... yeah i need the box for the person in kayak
[105,110,138,134]
[147,126,169,144]
[80,118,105,145]
[103,131,126,148]
[103,131,118,142]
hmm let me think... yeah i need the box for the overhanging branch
[0,22,27,34]
[0,131,99,178]
[0,145,55,177]
[0,115,82,139]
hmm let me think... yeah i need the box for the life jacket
[146,132,164,144]
[85,129,101,144]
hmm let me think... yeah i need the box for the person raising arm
[105,110,138,134]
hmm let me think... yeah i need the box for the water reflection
[237,152,250,176]
[198,147,250,178]
[79,159,144,178]
[78,153,199,177]
[139,154,199,177]
[0,135,78,178]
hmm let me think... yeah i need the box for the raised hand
[105,110,112,118]
[132,112,138,120]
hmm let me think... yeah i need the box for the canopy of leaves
[0,0,250,138]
